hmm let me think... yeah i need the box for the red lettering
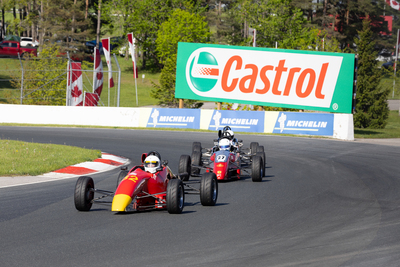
[272,60,288,95]
[315,63,328,99]
[296,69,316,98]
[222,56,242,92]
[283,67,301,96]
[256,65,273,94]
[239,64,258,93]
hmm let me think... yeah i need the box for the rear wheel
[116,170,128,188]
[178,155,191,181]
[251,156,263,182]
[74,176,94,211]
[250,142,259,154]
[200,172,218,206]
[191,150,202,175]
[167,179,184,214]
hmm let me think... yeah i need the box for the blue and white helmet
[219,139,230,150]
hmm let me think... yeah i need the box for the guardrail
[0,104,354,140]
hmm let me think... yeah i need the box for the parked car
[0,40,37,58]
[20,37,39,47]
[382,59,400,70]
[85,36,123,55]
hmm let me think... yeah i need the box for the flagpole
[128,33,138,106]
[93,48,96,93]
[393,29,399,98]
[134,59,138,106]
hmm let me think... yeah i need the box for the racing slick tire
[250,142,259,154]
[251,156,263,182]
[178,154,191,181]
[256,152,266,176]
[191,150,202,175]
[167,179,185,214]
[257,145,264,153]
[192,142,202,153]
[116,170,128,188]
[200,172,218,206]
[74,176,94,211]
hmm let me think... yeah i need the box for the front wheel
[74,176,94,211]
[251,156,263,182]
[167,179,184,214]
[200,173,218,206]
[250,142,259,154]
[191,150,202,175]
[116,170,128,188]
[178,155,191,181]
[255,151,266,176]
[192,142,202,153]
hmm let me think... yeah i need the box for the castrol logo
[186,47,343,109]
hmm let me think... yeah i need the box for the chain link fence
[0,55,121,106]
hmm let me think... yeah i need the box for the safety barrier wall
[0,104,354,140]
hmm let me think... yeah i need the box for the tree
[10,44,67,105]
[151,8,210,107]
[223,0,325,50]
[354,19,390,129]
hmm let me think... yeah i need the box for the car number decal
[216,155,227,162]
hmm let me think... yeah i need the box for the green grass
[354,111,400,138]
[0,139,101,176]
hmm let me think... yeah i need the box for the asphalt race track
[0,126,399,267]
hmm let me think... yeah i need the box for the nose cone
[111,194,132,212]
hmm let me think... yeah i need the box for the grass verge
[354,110,400,138]
[0,140,101,176]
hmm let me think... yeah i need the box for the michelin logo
[209,110,264,132]
[159,116,195,123]
[147,108,199,128]
[274,112,333,135]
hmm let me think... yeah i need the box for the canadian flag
[386,0,400,10]
[101,37,114,88]
[128,33,138,79]
[83,92,100,106]
[69,62,83,106]
[93,47,104,99]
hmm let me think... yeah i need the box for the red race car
[74,151,218,214]
[179,126,266,182]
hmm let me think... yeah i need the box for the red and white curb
[0,152,130,189]
[52,152,129,176]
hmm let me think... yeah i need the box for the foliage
[151,8,209,108]
[9,43,90,106]
[354,20,390,129]
[116,0,203,71]
[10,44,67,105]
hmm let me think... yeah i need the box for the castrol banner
[175,43,355,113]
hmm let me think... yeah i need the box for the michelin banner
[206,110,265,133]
[146,108,200,129]
[273,112,334,136]
[175,42,355,114]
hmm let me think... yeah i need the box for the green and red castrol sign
[175,42,355,114]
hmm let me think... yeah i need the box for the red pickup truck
[0,40,37,58]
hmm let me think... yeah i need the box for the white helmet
[219,138,230,150]
[226,129,234,138]
[144,155,160,173]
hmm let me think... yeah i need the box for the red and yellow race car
[74,151,218,214]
